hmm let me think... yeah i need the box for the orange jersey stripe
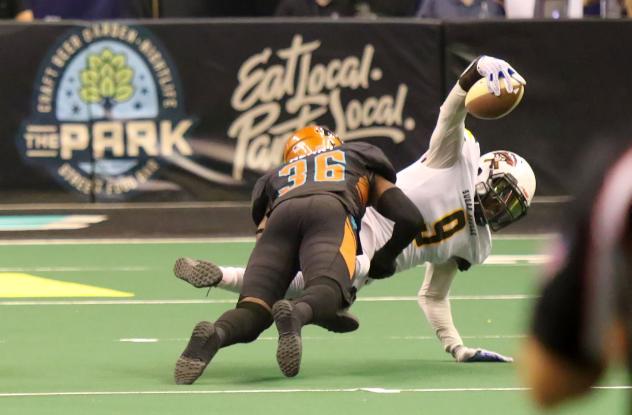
[356,176,370,207]
[339,218,357,279]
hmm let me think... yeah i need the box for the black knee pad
[237,301,273,323]
[215,301,272,346]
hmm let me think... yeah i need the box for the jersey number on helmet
[278,150,346,196]
[414,209,467,247]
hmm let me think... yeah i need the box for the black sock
[293,277,343,325]
[293,302,313,326]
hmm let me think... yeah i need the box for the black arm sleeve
[251,174,271,226]
[458,56,483,92]
[375,187,424,257]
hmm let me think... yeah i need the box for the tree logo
[17,23,194,199]
[79,48,135,115]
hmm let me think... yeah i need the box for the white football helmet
[475,150,536,231]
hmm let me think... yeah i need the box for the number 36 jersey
[251,141,397,225]
[360,137,492,270]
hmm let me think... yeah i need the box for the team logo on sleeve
[17,22,194,197]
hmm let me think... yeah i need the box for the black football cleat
[315,309,359,333]
[272,300,302,377]
[174,321,220,385]
[173,258,222,288]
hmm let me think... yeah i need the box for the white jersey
[359,135,492,271]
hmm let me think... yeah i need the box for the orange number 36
[278,150,346,196]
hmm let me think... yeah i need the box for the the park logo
[18,22,193,197]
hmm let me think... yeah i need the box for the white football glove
[452,345,514,363]
[475,56,526,96]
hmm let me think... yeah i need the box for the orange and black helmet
[283,126,343,163]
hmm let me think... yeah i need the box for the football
[465,77,525,120]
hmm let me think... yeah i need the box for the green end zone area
[0,239,628,414]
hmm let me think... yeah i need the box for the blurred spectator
[417,0,505,19]
[366,0,418,16]
[19,0,125,20]
[534,0,587,17]
[582,0,625,16]
[504,0,536,17]
[583,0,601,15]
[158,0,279,18]
[522,143,632,409]
[0,0,25,18]
[17,0,280,20]
[275,0,358,17]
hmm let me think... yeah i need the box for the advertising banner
[5,21,443,202]
[6,20,627,202]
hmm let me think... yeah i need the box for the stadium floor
[0,238,628,415]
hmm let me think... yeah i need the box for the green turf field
[0,238,628,414]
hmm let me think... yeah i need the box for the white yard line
[358,295,535,301]
[483,255,549,265]
[0,255,550,272]
[0,266,150,272]
[491,234,557,240]
[0,237,256,246]
[0,299,235,306]
[0,201,250,211]
[0,235,557,246]
[389,335,527,340]
[0,295,536,306]
[117,334,527,343]
[0,386,628,398]
[119,336,350,343]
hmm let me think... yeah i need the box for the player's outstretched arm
[367,176,425,279]
[418,260,513,363]
[424,56,526,169]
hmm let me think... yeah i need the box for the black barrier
[1,20,631,203]
[0,23,90,202]
[4,20,442,202]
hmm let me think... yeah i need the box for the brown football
[465,78,524,120]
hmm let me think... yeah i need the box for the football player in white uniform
[174,56,535,363]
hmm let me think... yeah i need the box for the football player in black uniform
[174,126,424,383]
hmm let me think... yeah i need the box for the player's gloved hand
[459,56,526,96]
[355,254,371,280]
[352,254,374,291]
[368,248,397,279]
[452,345,514,363]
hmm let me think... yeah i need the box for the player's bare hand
[476,56,526,96]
